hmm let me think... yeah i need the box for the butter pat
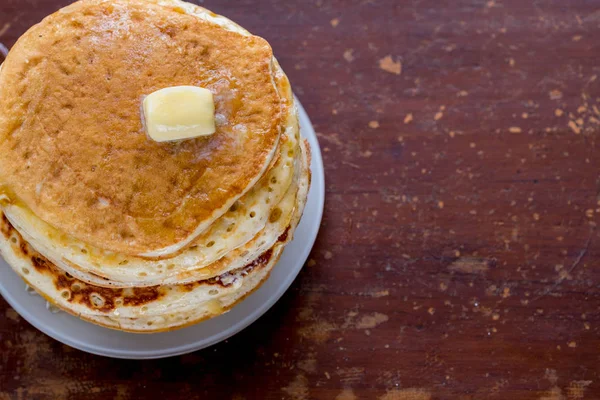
[143,86,216,142]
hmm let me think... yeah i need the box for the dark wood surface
[1,0,600,399]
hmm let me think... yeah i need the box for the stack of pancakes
[0,0,310,332]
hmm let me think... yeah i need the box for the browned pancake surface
[0,212,275,315]
[0,0,282,254]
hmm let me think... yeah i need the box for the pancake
[3,71,299,287]
[0,0,313,333]
[0,211,284,333]
[8,132,300,287]
[0,139,311,332]
[0,0,285,256]
[85,247,285,332]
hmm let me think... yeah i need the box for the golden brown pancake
[0,211,284,332]
[0,0,313,333]
[0,0,284,255]
[0,137,311,332]
[1,54,300,288]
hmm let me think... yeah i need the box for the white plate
[0,99,324,359]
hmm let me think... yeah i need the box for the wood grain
[1,0,599,399]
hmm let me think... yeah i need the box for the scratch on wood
[532,229,594,302]
[342,161,360,169]
[0,23,10,38]
[448,257,492,274]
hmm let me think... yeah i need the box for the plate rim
[0,98,325,359]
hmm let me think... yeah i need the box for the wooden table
[1,1,599,398]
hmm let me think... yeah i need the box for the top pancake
[0,0,283,256]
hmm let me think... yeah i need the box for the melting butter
[142,86,216,142]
